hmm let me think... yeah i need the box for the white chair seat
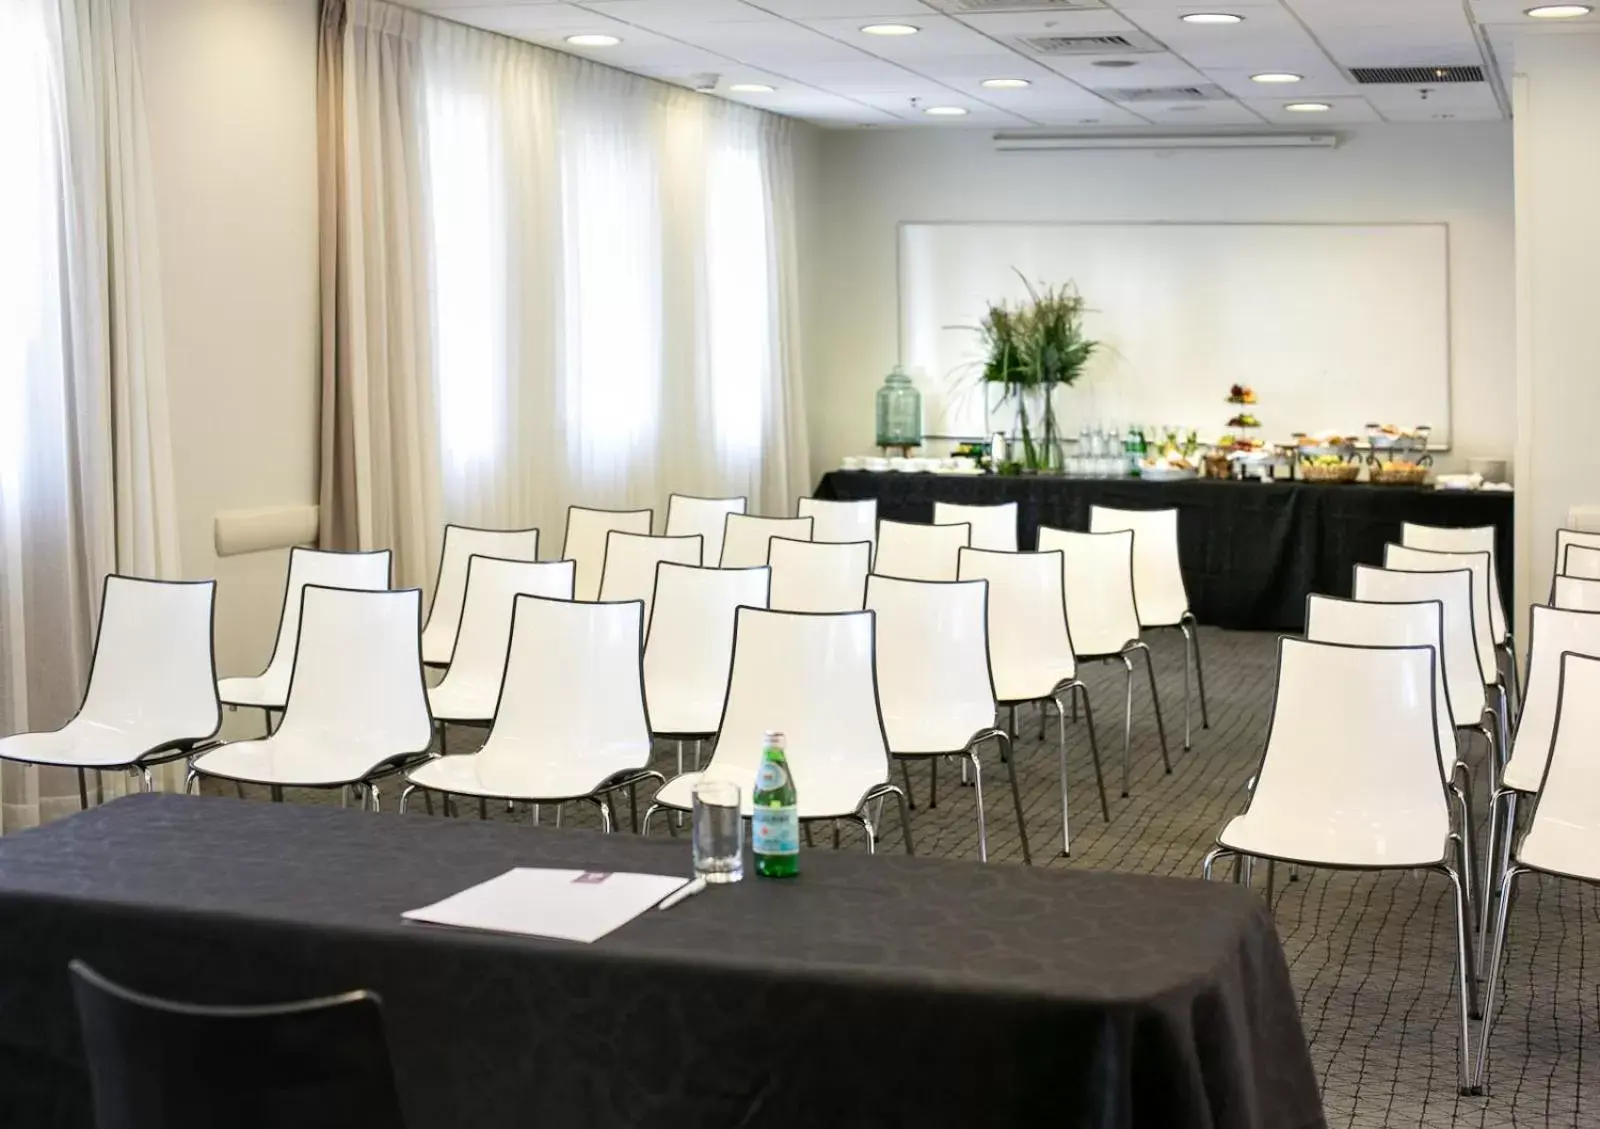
[217,674,290,710]
[427,680,499,723]
[653,767,871,820]
[192,734,406,788]
[1218,809,1447,869]
[0,721,194,770]
[1517,819,1600,882]
[407,742,649,802]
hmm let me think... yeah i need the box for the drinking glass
[692,779,743,884]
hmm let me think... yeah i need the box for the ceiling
[403,0,1600,128]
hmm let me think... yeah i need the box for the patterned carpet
[212,627,1600,1129]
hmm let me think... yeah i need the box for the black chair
[69,960,406,1129]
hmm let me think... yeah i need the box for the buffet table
[815,471,1513,631]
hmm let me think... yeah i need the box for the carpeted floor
[212,627,1600,1129]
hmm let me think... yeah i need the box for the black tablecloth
[0,795,1323,1129]
[817,471,1514,632]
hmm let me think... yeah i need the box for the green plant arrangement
[977,273,1099,472]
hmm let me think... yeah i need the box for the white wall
[806,123,1514,482]
[137,0,320,689]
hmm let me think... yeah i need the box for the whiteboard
[899,222,1452,446]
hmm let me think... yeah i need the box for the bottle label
[755,760,788,791]
[752,806,799,856]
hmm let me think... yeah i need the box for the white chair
[190,586,433,808]
[1561,543,1600,580]
[1553,573,1600,612]
[427,557,576,727]
[562,506,652,602]
[932,501,1018,552]
[1038,527,1172,797]
[421,526,539,666]
[1552,528,1600,596]
[875,519,970,582]
[401,596,660,829]
[1090,505,1209,750]
[1476,603,1600,941]
[218,548,391,727]
[797,497,876,559]
[643,562,771,776]
[598,532,703,625]
[1201,637,1477,1095]
[1401,522,1515,707]
[1476,650,1600,1093]
[957,547,1109,855]
[0,576,220,803]
[665,494,746,566]
[768,537,870,613]
[643,608,912,853]
[719,514,813,569]
[866,575,1030,864]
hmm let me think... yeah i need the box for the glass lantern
[874,366,923,454]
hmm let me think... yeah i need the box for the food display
[1140,431,1199,481]
[1225,413,1261,429]
[1301,454,1361,483]
[1227,384,1258,405]
[1365,423,1432,485]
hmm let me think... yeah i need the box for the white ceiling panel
[947,8,1141,37]
[799,14,1018,57]
[752,0,937,16]
[1244,95,1384,125]
[1044,52,1210,85]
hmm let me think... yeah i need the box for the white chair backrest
[434,557,575,689]
[258,548,391,685]
[1089,505,1189,627]
[1038,526,1140,658]
[932,501,1018,553]
[80,577,220,742]
[865,576,995,752]
[720,515,813,569]
[1524,652,1600,866]
[665,495,747,566]
[1305,595,1454,763]
[875,519,971,582]
[598,532,703,624]
[481,595,650,770]
[562,507,653,602]
[643,563,771,735]
[1352,564,1486,723]
[1555,529,1600,589]
[768,537,870,613]
[277,586,431,756]
[1382,544,1497,682]
[705,608,888,812]
[422,527,539,664]
[797,497,877,558]
[957,547,1077,700]
[1554,574,1600,612]
[1400,523,1506,642]
[1249,638,1448,851]
[1501,604,1600,793]
[1563,544,1600,581]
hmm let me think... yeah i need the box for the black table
[817,471,1513,632]
[0,795,1323,1129]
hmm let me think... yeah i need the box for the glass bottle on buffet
[1130,424,1146,477]
[874,366,922,455]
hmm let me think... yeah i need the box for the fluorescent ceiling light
[861,23,919,36]
[729,83,775,93]
[1525,4,1593,16]
[1285,101,1331,112]
[565,34,620,47]
[924,106,969,116]
[1251,72,1303,84]
[981,78,1032,89]
[1181,12,1244,24]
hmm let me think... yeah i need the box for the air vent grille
[1022,31,1164,55]
[940,0,1106,11]
[1102,84,1231,103]
[1351,65,1485,84]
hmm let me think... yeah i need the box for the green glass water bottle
[752,731,799,879]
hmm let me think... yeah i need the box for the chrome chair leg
[1182,612,1210,731]
[899,758,917,810]
[1200,846,1232,880]
[589,794,614,833]
[1264,859,1276,905]
[1441,858,1477,1094]
[1477,787,1517,943]
[1053,694,1072,856]
[996,730,1032,866]
[368,785,381,813]
[966,750,988,863]
[184,768,199,795]
[1073,682,1110,822]
[640,803,664,836]
[138,768,154,794]
[478,796,488,821]
[1119,654,1135,798]
[77,769,89,810]
[399,784,418,813]
[929,758,939,809]
[1131,641,1172,775]
[1473,863,1525,1094]
[1181,624,1193,751]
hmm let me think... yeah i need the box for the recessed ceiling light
[1169,105,1204,112]
[861,23,919,36]
[981,78,1032,89]
[729,83,775,93]
[565,33,620,47]
[1251,72,1303,84]
[1092,59,1139,68]
[1525,4,1593,16]
[1181,12,1244,23]
[924,105,969,116]
[1285,101,1332,112]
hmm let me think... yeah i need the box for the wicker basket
[1301,462,1361,484]
[1370,464,1430,486]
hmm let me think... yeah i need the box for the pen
[657,876,707,911]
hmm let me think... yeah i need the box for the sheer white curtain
[0,0,180,829]
[326,0,809,585]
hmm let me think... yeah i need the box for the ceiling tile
[1243,94,1385,124]
[798,13,1019,57]
[576,0,775,28]
[753,0,936,16]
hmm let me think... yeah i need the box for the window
[705,138,771,462]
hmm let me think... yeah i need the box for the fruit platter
[1140,431,1200,481]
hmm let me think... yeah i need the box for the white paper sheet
[402,868,691,944]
